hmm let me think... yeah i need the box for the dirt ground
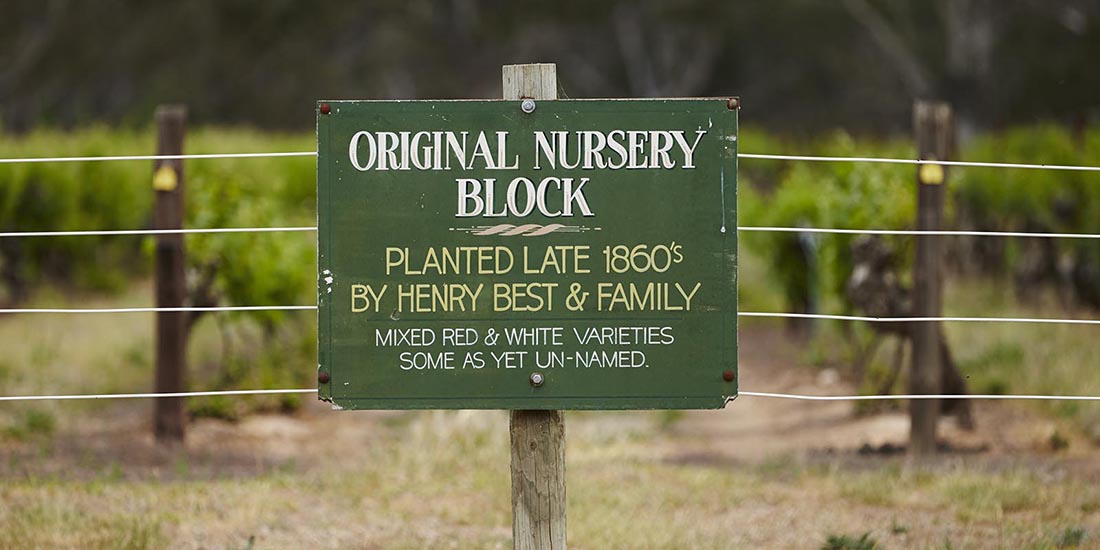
[674,326,1100,468]
[2,325,1099,548]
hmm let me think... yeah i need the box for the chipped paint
[320,269,335,295]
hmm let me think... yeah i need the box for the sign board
[317,99,737,409]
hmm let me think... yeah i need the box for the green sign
[317,99,737,409]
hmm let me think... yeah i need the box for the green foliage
[956,125,1098,234]
[954,125,1100,305]
[822,532,879,550]
[743,123,1100,319]
[0,128,152,298]
[184,128,315,328]
[0,127,315,403]
[188,315,316,419]
[741,129,916,318]
[6,123,1100,416]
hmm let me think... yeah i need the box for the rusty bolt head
[722,370,735,382]
[318,371,331,384]
[727,97,740,110]
[320,103,331,115]
[530,372,545,387]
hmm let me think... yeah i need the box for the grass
[0,266,1094,547]
[1,410,56,441]
[0,285,1096,548]
[0,284,154,439]
[1,409,1098,548]
[1046,526,1087,549]
[822,532,879,550]
[0,135,1098,545]
[945,278,1100,436]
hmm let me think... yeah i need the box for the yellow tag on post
[918,162,944,185]
[153,165,178,191]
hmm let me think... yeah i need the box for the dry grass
[2,407,1099,549]
[945,278,1100,439]
[1,270,1100,548]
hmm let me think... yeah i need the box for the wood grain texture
[909,100,952,456]
[503,63,566,549]
[502,63,558,101]
[510,410,566,550]
[153,105,187,444]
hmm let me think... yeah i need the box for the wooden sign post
[315,64,739,549]
[153,105,188,444]
[503,64,567,550]
[910,100,952,455]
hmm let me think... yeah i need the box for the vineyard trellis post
[153,105,188,444]
[910,100,953,455]
[503,63,567,550]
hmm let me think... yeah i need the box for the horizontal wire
[738,312,1100,325]
[0,226,317,238]
[2,387,1098,402]
[2,225,1097,240]
[0,151,317,164]
[738,226,1100,239]
[3,150,1098,173]
[0,389,317,402]
[736,391,1100,402]
[0,307,1094,325]
[3,226,1097,240]
[0,305,316,314]
[738,153,1100,172]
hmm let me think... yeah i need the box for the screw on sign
[530,372,545,387]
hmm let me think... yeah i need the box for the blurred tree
[1,0,1097,134]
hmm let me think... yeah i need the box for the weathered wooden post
[503,63,567,550]
[153,105,188,444]
[909,100,952,455]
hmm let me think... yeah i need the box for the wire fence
[4,150,1100,172]
[0,305,316,314]
[0,226,317,238]
[737,226,1100,240]
[2,305,1098,327]
[737,312,1100,325]
[4,388,1100,403]
[738,152,1100,172]
[7,225,1100,241]
[0,151,317,164]
[1,148,1100,404]
[0,389,317,402]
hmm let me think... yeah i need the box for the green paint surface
[317,99,737,409]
